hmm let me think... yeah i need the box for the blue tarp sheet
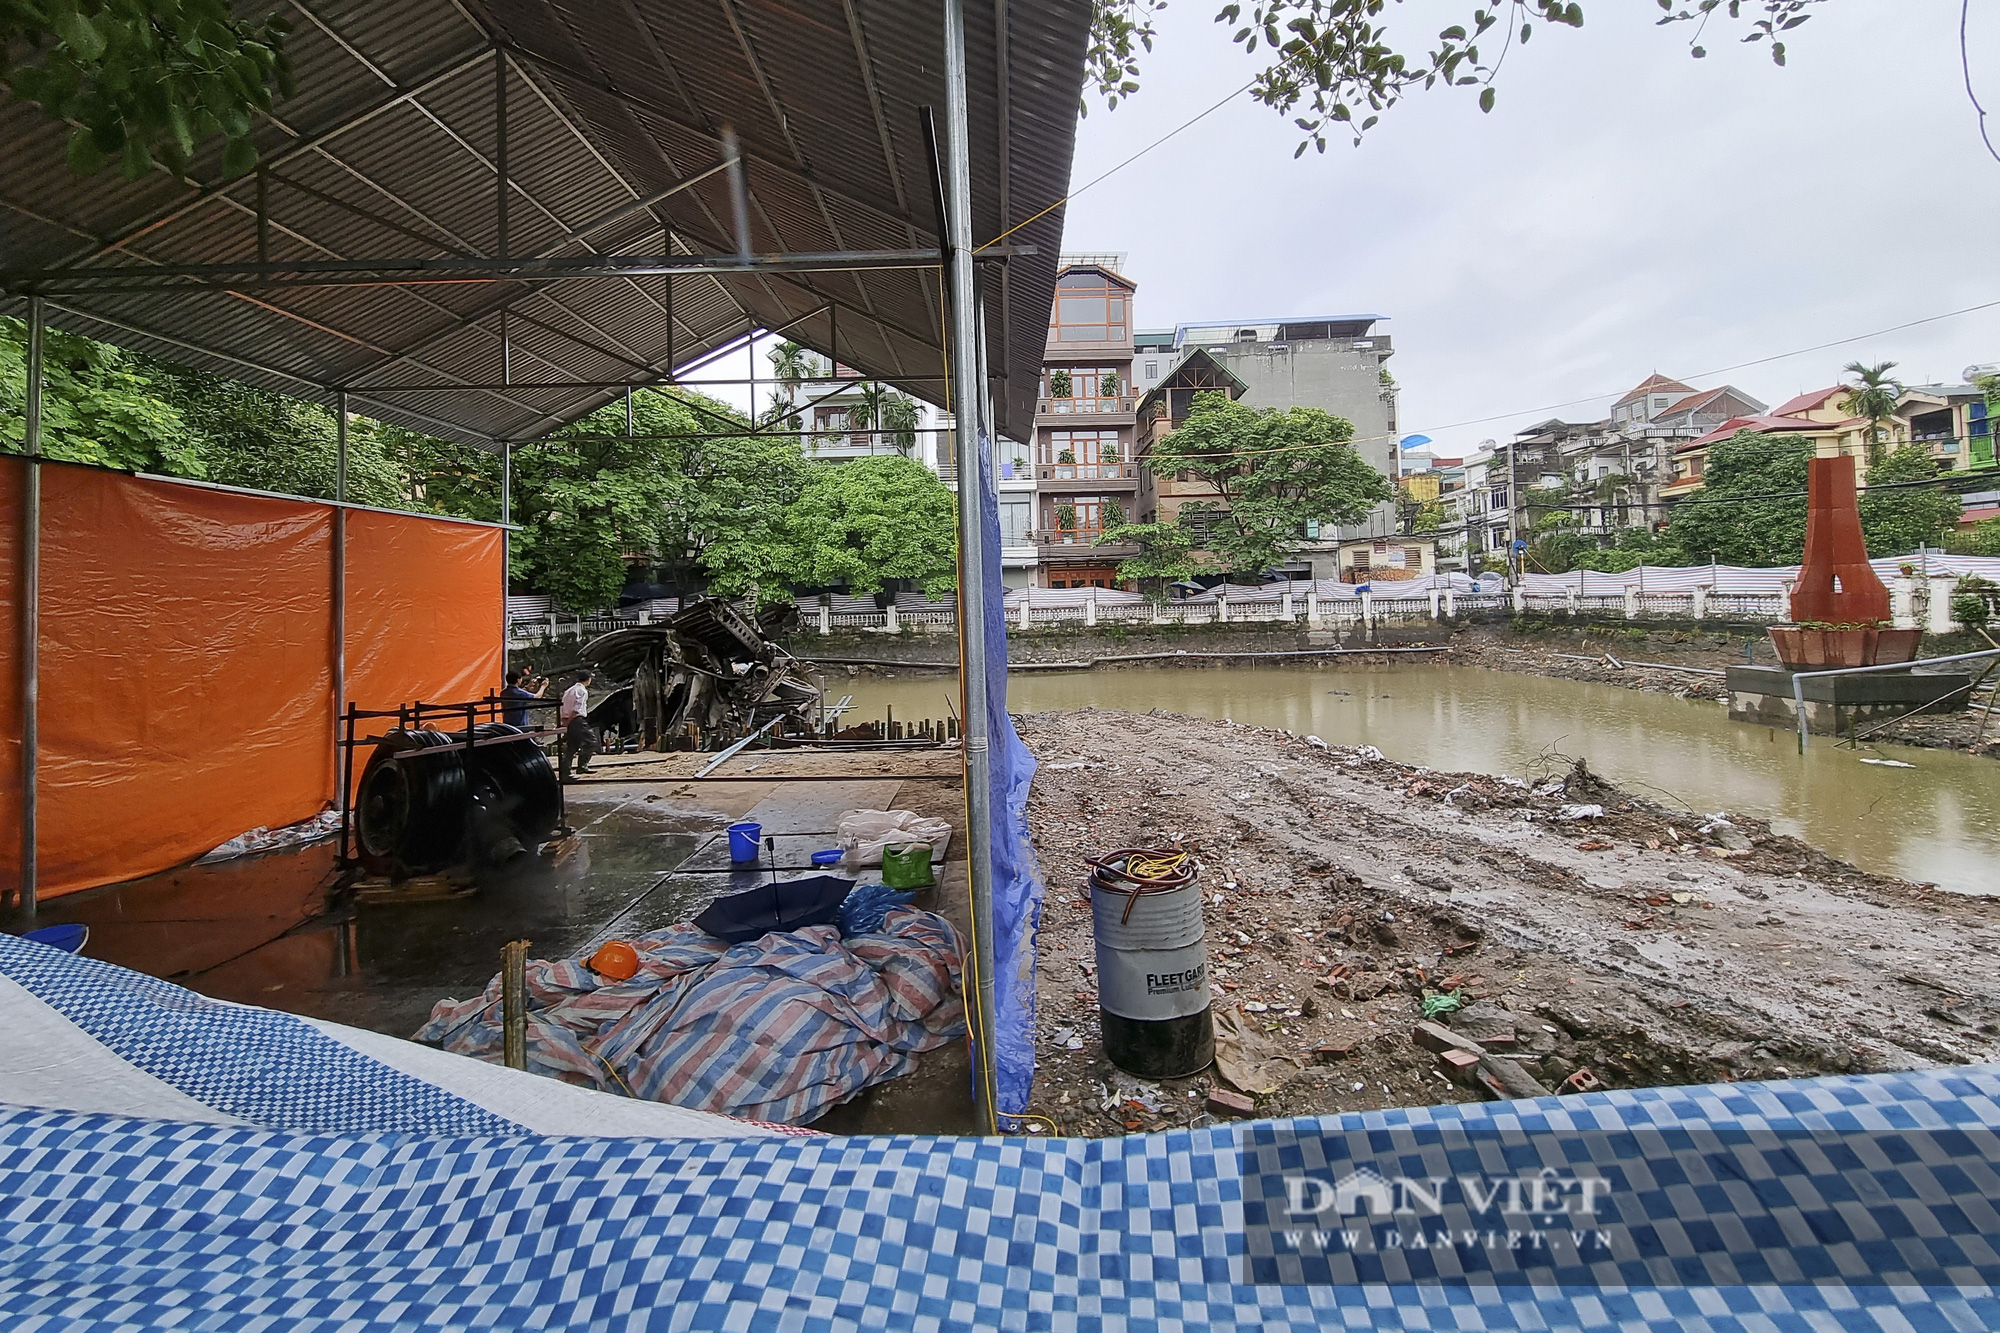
[976,424,1045,1120]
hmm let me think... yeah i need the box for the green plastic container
[880,842,935,889]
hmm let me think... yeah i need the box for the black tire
[354,724,559,877]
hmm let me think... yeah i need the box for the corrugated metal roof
[0,0,1087,449]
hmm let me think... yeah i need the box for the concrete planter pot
[1767,626,1921,670]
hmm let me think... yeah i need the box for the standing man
[560,669,597,779]
[500,668,546,729]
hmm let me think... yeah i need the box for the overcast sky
[1058,0,2000,461]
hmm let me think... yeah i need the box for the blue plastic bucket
[727,821,762,863]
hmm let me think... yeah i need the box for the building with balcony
[1659,378,1998,521]
[1032,258,1143,587]
[932,411,1039,588]
[1170,316,1400,544]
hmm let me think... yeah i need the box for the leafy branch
[1086,0,1828,154]
[2,1,295,180]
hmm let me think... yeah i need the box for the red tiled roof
[1681,414,1840,450]
[1771,386,1845,417]
[1613,373,1696,408]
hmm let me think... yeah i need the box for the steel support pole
[335,390,349,504]
[501,442,512,648]
[333,391,347,773]
[942,0,1000,1135]
[20,298,43,915]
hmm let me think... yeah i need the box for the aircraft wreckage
[578,598,824,750]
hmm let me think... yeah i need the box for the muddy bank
[1018,708,2000,1137]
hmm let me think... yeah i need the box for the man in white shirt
[559,669,597,779]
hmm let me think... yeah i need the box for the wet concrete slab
[2,764,977,1135]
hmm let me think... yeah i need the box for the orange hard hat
[589,940,641,981]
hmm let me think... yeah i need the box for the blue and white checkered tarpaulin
[6,934,2000,1331]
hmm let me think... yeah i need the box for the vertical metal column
[942,0,1000,1134]
[333,393,347,769]
[20,298,43,915]
[501,442,513,648]
[335,391,348,504]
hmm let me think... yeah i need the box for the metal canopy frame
[2,0,1088,1136]
[0,0,1083,449]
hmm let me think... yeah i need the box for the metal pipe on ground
[1790,648,2000,753]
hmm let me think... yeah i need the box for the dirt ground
[1017,707,2000,1138]
[1449,627,2000,758]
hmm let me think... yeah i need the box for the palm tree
[767,340,818,410]
[762,388,801,433]
[878,391,919,455]
[847,382,919,454]
[1842,360,1904,464]
[850,381,889,451]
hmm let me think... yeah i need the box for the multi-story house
[1030,258,1144,588]
[932,409,1039,588]
[1123,315,1400,580]
[1434,445,1510,573]
[1660,375,1998,508]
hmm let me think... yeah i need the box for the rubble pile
[1018,707,2000,1138]
[580,598,821,750]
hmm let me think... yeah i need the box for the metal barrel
[1089,855,1214,1080]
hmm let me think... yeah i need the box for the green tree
[148,363,407,506]
[1957,517,2000,557]
[0,316,203,474]
[3,1,296,179]
[1140,389,1391,578]
[1087,0,1826,153]
[781,456,957,596]
[368,422,499,520]
[513,388,806,610]
[1100,513,1205,593]
[767,340,819,401]
[1663,431,1813,565]
[1859,444,1960,555]
[1842,360,1903,464]
[1577,528,1687,573]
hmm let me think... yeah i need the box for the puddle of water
[836,662,2000,897]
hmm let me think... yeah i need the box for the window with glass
[1045,366,1125,413]
[1050,271,1130,343]
[1037,429,1125,478]
[1042,496,1123,541]
[999,498,1031,543]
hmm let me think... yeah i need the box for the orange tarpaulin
[0,460,504,902]
[0,458,22,887]
[342,508,504,714]
[35,468,336,897]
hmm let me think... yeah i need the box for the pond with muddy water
[839,661,2000,897]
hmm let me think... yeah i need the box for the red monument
[1767,455,1920,669]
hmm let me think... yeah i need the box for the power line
[984,75,1263,249]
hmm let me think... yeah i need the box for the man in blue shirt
[501,669,546,729]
